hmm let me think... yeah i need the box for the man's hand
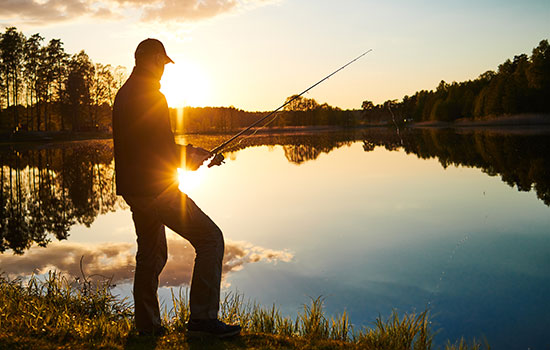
[185,145,212,171]
[208,153,225,167]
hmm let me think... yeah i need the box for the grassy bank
[0,273,488,350]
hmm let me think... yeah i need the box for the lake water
[1,128,549,349]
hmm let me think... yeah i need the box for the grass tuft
[445,337,491,350]
[354,309,432,350]
[0,271,132,347]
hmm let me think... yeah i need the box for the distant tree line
[172,95,362,133]
[362,39,550,123]
[169,106,266,133]
[8,28,546,134]
[0,27,127,133]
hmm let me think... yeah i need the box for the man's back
[112,66,179,196]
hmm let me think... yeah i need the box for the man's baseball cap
[135,38,174,64]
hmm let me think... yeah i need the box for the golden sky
[2,0,549,110]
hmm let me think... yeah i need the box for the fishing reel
[208,153,225,168]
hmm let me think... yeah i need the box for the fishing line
[230,89,318,151]
[208,48,373,163]
[229,110,280,151]
[426,187,493,311]
[387,104,475,313]
[426,234,470,310]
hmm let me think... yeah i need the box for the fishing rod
[207,48,373,167]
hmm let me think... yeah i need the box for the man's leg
[125,196,168,333]
[154,187,224,320]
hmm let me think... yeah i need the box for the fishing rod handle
[207,153,225,167]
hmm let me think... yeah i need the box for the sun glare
[177,167,206,194]
[161,61,210,107]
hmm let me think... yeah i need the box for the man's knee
[194,226,224,258]
[213,227,224,258]
[158,246,168,270]
[208,226,224,257]
[136,236,168,270]
[136,249,168,272]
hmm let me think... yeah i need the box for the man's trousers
[124,186,224,332]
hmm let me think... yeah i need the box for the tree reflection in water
[0,141,123,254]
[401,128,550,206]
[1,128,549,254]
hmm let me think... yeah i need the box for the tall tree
[43,39,68,130]
[527,39,550,112]
[23,33,44,130]
[0,27,26,128]
[90,63,116,130]
[66,51,94,132]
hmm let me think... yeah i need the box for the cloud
[141,0,239,22]
[0,0,100,25]
[0,237,293,287]
[0,0,277,25]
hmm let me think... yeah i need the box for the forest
[0,26,548,135]
[0,27,127,134]
[362,39,550,123]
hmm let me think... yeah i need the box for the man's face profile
[152,53,166,79]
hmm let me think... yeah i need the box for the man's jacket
[112,66,180,196]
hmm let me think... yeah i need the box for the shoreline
[1,113,549,144]
[409,113,550,135]
[0,130,112,145]
[411,113,550,127]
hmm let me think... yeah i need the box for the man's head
[135,38,174,79]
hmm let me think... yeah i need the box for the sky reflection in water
[1,131,549,349]
[200,142,549,349]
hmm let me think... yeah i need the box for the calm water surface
[1,128,549,349]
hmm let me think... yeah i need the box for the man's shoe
[186,319,241,338]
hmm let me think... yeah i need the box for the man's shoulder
[113,78,133,106]
[116,76,165,100]
[114,77,153,108]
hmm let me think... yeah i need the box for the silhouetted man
[112,38,240,338]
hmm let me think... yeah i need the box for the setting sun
[161,60,210,107]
